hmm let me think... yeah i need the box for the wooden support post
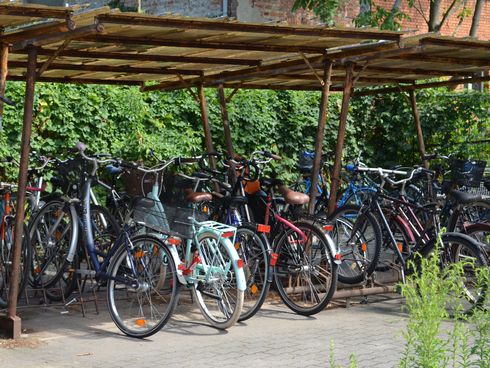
[327,63,354,215]
[198,84,214,155]
[0,46,37,339]
[217,84,234,157]
[0,43,8,130]
[308,61,332,214]
[409,90,428,168]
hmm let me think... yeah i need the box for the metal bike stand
[66,248,99,317]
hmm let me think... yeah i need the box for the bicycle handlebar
[0,95,15,107]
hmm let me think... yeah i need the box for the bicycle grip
[345,163,356,172]
[75,142,87,153]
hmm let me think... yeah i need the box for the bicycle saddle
[184,189,213,203]
[278,185,309,205]
[261,178,283,188]
[449,190,482,205]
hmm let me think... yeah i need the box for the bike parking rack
[0,2,488,338]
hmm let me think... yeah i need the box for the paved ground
[1,293,408,368]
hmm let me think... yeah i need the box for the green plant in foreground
[329,339,359,368]
[398,230,490,368]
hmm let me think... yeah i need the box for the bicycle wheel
[328,204,381,284]
[235,224,271,322]
[422,233,488,315]
[192,231,244,329]
[465,223,489,260]
[106,234,179,338]
[274,220,338,315]
[0,220,31,308]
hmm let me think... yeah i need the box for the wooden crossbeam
[0,4,74,19]
[419,37,490,50]
[353,75,490,96]
[387,54,490,67]
[141,55,324,92]
[10,60,203,76]
[7,74,142,86]
[14,48,261,66]
[80,34,327,54]
[358,65,475,77]
[1,22,75,44]
[12,24,103,51]
[270,74,415,84]
[96,13,402,41]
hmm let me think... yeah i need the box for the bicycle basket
[297,151,315,174]
[122,168,164,197]
[129,196,170,234]
[450,159,486,188]
[51,157,84,196]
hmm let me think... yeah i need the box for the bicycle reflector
[257,224,271,233]
[361,243,367,252]
[270,253,278,266]
[335,253,342,261]
[236,259,244,269]
[222,231,235,238]
[135,319,146,327]
[168,237,181,246]
[397,243,403,253]
[323,224,333,231]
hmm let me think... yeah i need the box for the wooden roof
[0,3,489,92]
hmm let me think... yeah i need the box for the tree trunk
[428,0,442,31]
[469,0,483,37]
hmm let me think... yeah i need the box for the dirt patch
[0,335,44,349]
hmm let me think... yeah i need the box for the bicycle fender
[197,228,246,291]
[66,203,79,263]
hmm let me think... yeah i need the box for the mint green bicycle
[121,158,246,329]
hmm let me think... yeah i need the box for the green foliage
[292,0,340,25]
[354,0,410,30]
[0,82,488,184]
[398,233,490,368]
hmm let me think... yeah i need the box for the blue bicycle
[293,151,377,212]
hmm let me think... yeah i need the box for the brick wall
[234,0,490,39]
[123,0,224,16]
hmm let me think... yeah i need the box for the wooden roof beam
[353,75,490,96]
[96,13,402,41]
[9,60,202,76]
[358,65,475,77]
[387,54,490,67]
[419,37,490,50]
[338,46,425,64]
[271,74,415,84]
[1,21,76,44]
[80,34,327,54]
[0,4,75,19]
[7,74,141,86]
[12,23,103,51]
[141,55,325,92]
[14,48,262,66]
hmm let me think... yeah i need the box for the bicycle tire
[28,199,76,289]
[464,223,489,260]
[106,234,179,338]
[273,220,338,315]
[421,232,488,315]
[0,220,31,308]
[328,204,381,284]
[235,224,271,322]
[192,230,244,329]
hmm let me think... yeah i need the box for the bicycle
[121,154,247,330]
[330,165,487,314]
[0,182,31,308]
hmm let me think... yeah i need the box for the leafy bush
[0,82,488,182]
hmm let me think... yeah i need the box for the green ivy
[0,82,488,183]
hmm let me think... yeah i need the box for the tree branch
[439,0,464,31]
